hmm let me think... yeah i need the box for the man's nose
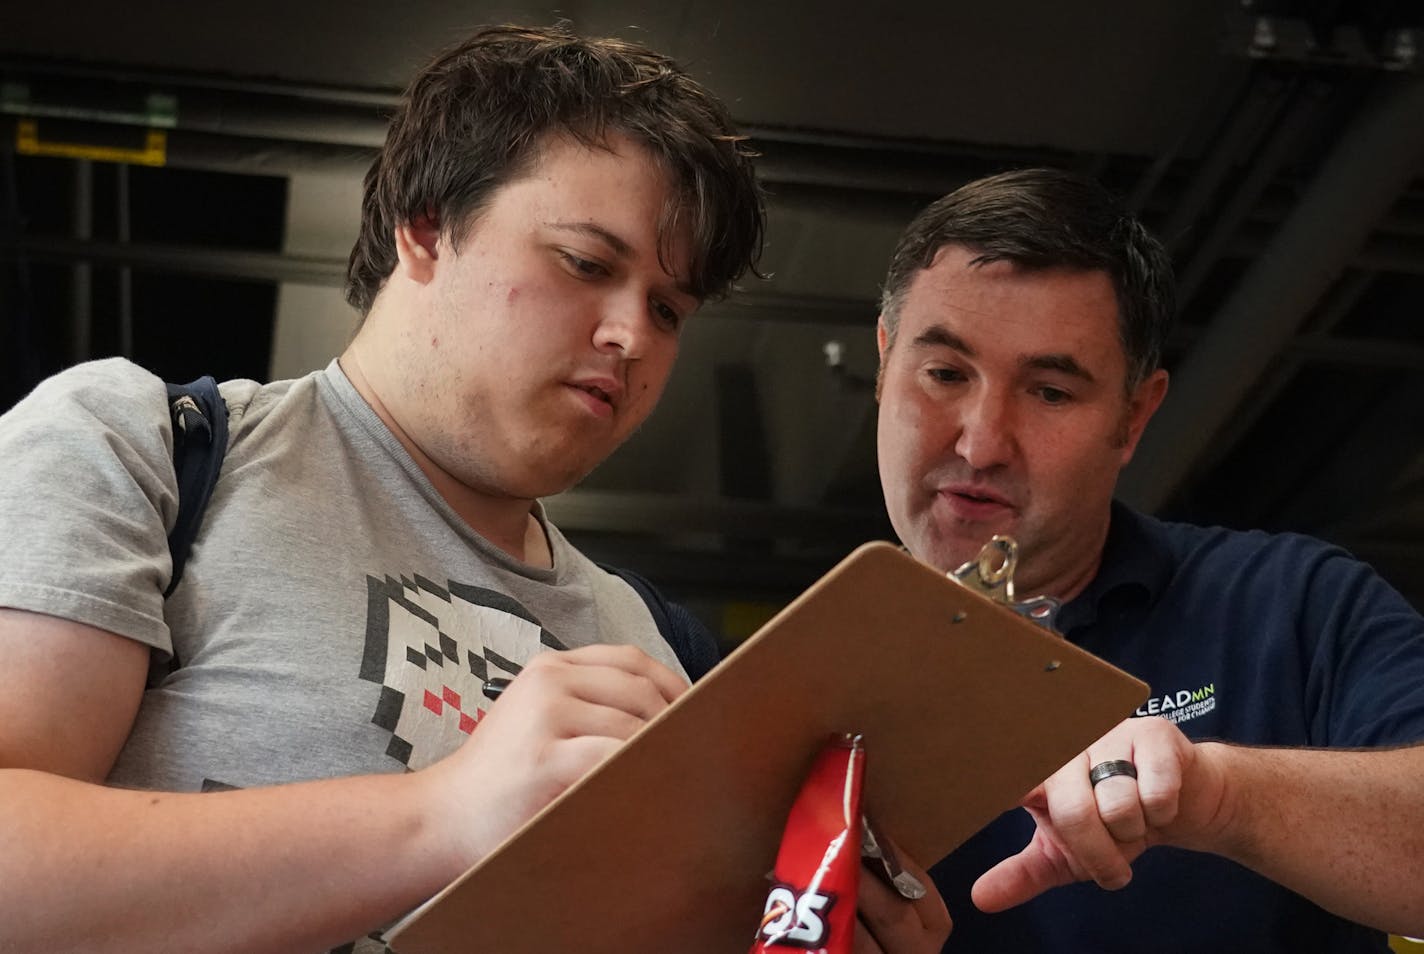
[954,387,1017,470]
[591,294,654,359]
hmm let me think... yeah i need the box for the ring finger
[1087,753,1147,844]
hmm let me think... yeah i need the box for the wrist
[1179,741,1255,861]
[400,766,482,886]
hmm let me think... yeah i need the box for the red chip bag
[749,734,864,954]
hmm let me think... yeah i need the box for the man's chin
[917,524,1022,574]
[904,535,974,575]
[532,457,605,500]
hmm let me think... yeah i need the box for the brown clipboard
[385,541,1149,954]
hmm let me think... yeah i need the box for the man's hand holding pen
[413,644,688,870]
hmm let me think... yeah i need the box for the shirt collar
[1057,500,1173,635]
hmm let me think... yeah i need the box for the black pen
[481,677,511,703]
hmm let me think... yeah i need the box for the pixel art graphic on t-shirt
[359,574,567,770]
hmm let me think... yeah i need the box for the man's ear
[1118,368,1169,466]
[874,316,891,402]
[394,212,442,285]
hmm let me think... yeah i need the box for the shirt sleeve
[0,358,179,653]
[1298,538,1424,747]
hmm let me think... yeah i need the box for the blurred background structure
[3,0,1423,626]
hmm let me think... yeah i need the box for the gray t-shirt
[0,358,679,949]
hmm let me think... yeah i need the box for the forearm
[1197,741,1424,935]
[0,767,463,954]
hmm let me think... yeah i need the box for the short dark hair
[879,168,1174,390]
[345,23,765,314]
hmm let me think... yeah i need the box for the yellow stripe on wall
[16,119,167,166]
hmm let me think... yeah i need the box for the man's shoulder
[3,359,303,432]
[1123,505,1408,613]
[1128,505,1347,567]
[0,359,180,468]
[180,363,364,460]
[12,357,166,418]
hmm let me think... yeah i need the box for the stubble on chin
[903,508,974,575]
[922,503,1024,575]
[926,530,987,575]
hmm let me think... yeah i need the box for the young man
[0,26,947,954]
[873,168,1424,952]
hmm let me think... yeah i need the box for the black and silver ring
[1088,759,1138,787]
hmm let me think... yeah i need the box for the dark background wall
[3,0,1423,615]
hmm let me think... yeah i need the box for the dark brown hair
[880,168,1174,390]
[345,24,765,314]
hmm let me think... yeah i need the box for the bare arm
[1197,740,1424,933]
[972,717,1424,936]
[0,608,685,953]
[1,767,464,953]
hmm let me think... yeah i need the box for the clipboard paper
[386,541,1148,954]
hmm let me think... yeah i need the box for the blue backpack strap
[164,376,228,598]
[603,564,721,681]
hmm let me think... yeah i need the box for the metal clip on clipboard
[948,535,1062,633]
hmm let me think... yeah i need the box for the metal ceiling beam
[1174,77,1332,307]
[12,235,1424,373]
[1158,70,1295,255]
[1228,229,1424,275]
[0,234,348,285]
[1120,73,1424,514]
[1,59,1072,198]
[1197,269,1376,462]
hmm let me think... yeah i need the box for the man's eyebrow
[910,326,1098,383]
[547,221,631,257]
[546,220,698,300]
[1025,353,1096,383]
[910,325,975,356]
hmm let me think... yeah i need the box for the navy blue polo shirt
[929,502,1424,953]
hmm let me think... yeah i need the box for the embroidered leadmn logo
[1135,683,1217,725]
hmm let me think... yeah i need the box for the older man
[874,168,1424,952]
